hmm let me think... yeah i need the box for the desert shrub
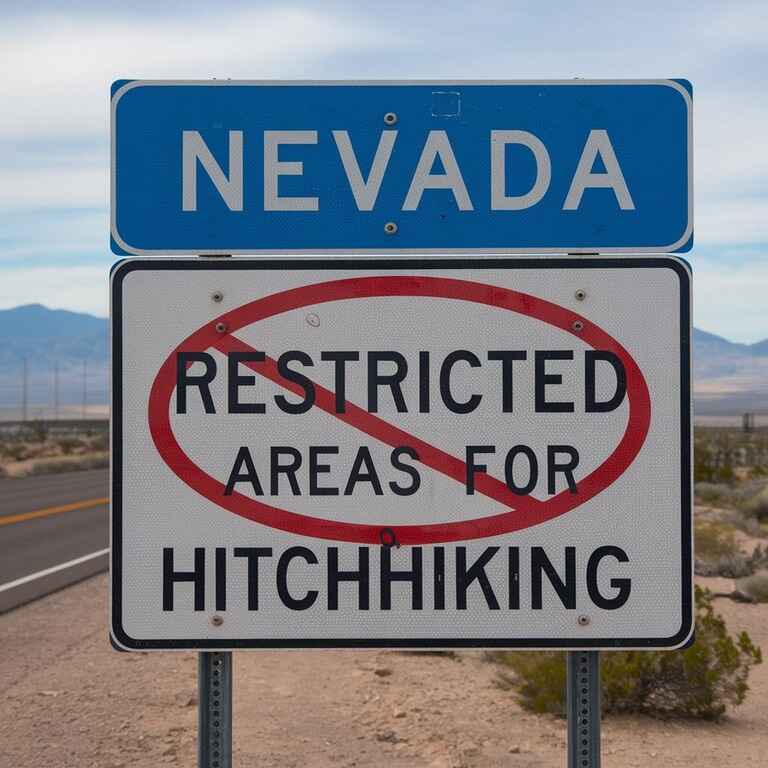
[736,572,768,603]
[1,444,29,462]
[695,521,738,560]
[744,486,768,521]
[748,545,768,572]
[57,438,84,456]
[694,482,737,507]
[693,521,753,577]
[694,438,736,484]
[695,554,754,579]
[731,512,766,539]
[495,587,761,720]
[21,455,109,476]
[88,431,109,452]
[22,421,48,443]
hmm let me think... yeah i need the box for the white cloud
[0,166,107,210]
[0,8,396,141]
[0,210,106,261]
[696,197,768,246]
[0,0,766,343]
[0,265,109,316]
[693,255,768,344]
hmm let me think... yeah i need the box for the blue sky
[0,1,766,342]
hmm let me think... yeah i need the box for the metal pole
[197,253,234,768]
[54,360,59,421]
[22,357,28,423]
[198,651,233,768]
[567,651,601,768]
[82,358,88,420]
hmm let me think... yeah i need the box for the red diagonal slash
[148,275,651,544]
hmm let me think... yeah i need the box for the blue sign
[111,80,692,255]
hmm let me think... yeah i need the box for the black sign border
[111,257,692,651]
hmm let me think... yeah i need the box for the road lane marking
[0,496,108,527]
[0,548,110,593]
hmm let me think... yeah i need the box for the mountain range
[0,304,765,416]
[0,304,108,415]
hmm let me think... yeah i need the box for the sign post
[567,651,601,768]
[198,651,232,768]
[198,251,233,768]
[110,79,693,768]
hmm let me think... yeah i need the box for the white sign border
[110,255,693,651]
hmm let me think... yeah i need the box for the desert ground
[3,425,767,766]
[1,567,766,768]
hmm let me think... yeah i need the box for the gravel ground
[1,573,766,768]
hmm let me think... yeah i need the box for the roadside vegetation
[494,587,762,720]
[0,423,108,478]
[492,426,768,720]
[693,426,768,580]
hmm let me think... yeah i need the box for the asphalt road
[0,468,108,612]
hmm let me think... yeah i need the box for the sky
[0,1,766,343]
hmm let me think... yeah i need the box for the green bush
[496,587,761,720]
[694,439,736,484]
[736,572,768,603]
[694,482,737,507]
[695,553,753,579]
[1,443,28,462]
[695,521,738,560]
[88,431,109,452]
[694,520,754,578]
[58,438,84,455]
[744,487,768,521]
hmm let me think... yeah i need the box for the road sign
[110,80,692,256]
[110,257,692,651]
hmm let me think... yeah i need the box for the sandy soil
[1,573,766,768]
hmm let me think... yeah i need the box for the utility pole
[54,360,59,421]
[82,358,87,420]
[22,357,28,423]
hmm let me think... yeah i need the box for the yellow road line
[0,497,108,527]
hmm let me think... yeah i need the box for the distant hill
[0,304,765,415]
[692,327,768,415]
[0,304,108,411]
[0,303,106,342]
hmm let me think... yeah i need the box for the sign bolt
[211,290,224,303]
[383,112,398,126]
[211,615,224,627]
[384,221,398,235]
[215,321,228,334]
[572,320,584,332]
[577,614,591,626]
[574,289,586,301]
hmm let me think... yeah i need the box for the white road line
[0,548,110,593]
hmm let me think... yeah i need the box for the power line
[82,359,88,420]
[22,357,28,423]
[54,360,59,421]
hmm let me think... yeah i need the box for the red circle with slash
[148,275,651,545]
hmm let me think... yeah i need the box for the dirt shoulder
[1,574,766,768]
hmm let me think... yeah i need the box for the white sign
[110,257,692,650]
